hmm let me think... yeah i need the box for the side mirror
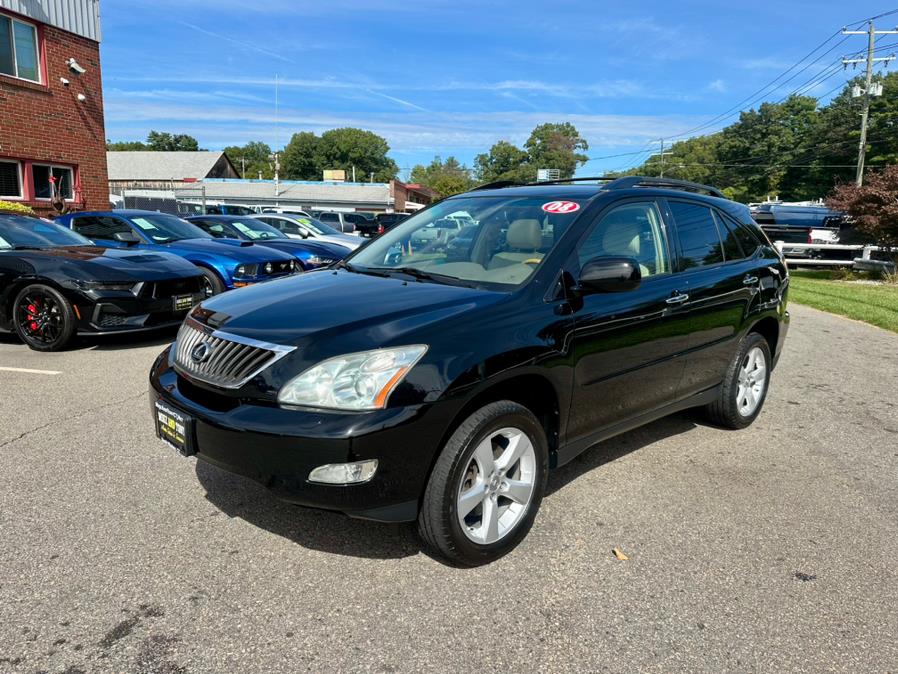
[113,230,141,246]
[578,256,641,294]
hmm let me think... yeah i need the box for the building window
[0,160,22,199]
[32,164,74,200]
[0,13,41,83]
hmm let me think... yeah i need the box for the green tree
[224,141,273,179]
[282,132,320,180]
[107,131,204,152]
[409,156,475,196]
[474,140,531,183]
[524,122,589,179]
[313,128,398,182]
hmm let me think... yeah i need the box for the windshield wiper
[388,266,474,287]
[11,245,48,250]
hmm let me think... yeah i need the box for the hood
[8,246,200,280]
[163,238,295,262]
[195,269,504,348]
[316,234,361,250]
[253,239,347,258]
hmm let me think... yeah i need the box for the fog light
[308,459,378,484]
[265,262,273,274]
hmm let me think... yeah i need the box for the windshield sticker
[232,221,261,239]
[131,218,159,230]
[541,201,580,214]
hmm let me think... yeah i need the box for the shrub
[827,166,898,263]
[0,200,35,216]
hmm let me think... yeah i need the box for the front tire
[418,400,548,566]
[197,267,226,297]
[12,284,76,352]
[704,332,772,429]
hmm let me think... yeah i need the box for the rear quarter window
[668,201,724,270]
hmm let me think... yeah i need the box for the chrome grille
[173,319,295,389]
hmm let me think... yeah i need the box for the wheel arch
[746,315,779,358]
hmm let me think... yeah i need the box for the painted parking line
[0,366,62,376]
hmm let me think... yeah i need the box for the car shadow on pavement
[0,329,176,352]
[193,411,702,562]
[194,461,421,560]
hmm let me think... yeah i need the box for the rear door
[566,199,691,443]
[665,199,758,396]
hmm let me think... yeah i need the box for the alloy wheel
[456,427,537,544]
[16,291,63,346]
[736,346,767,417]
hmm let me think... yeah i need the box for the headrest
[507,219,542,250]
[601,220,640,257]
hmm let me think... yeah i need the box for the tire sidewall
[727,333,772,427]
[438,404,549,564]
[12,284,76,352]
[198,267,225,296]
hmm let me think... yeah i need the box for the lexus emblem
[190,342,213,364]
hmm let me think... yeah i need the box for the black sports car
[0,213,205,351]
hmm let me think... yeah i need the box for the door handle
[743,275,759,285]
[665,293,689,305]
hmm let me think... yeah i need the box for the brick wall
[0,18,107,215]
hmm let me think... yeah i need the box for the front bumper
[76,290,204,334]
[149,348,453,522]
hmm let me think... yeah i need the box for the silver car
[253,214,361,252]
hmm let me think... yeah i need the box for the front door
[566,200,690,447]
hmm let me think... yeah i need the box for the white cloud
[707,79,727,93]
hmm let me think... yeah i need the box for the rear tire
[12,284,76,352]
[197,267,225,297]
[704,332,772,429]
[418,400,548,566]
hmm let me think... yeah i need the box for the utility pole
[842,21,897,185]
[657,138,674,178]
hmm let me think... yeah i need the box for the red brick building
[0,0,106,214]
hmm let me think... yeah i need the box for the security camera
[59,77,70,86]
[66,58,86,75]
[76,93,87,102]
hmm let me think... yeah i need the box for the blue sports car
[56,210,298,296]
[185,215,349,269]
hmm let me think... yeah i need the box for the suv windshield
[0,214,93,248]
[348,196,583,289]
[129,213,212,243]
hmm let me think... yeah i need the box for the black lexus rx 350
[0,213,205,351]
[150,177,790,565]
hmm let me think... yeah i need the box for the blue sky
[101,0,896,179]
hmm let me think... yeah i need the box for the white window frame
[31,163,75,201]
[0,159,23,200]
[0,12,41,84]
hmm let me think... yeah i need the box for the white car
[253,214,362,251]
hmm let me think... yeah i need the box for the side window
[669,201,723,270]
[730,216,762,258]
[71,216,132,239]
[578,201,669,277]
[713,211,745,261]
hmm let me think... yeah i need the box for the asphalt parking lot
[1,303,897,673]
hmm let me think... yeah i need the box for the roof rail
[471,180,524,191]
[603,176,725,199]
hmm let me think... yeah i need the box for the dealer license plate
[154,401,195,456]
[173,294,195,312]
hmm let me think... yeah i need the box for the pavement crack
[0,390,148,449]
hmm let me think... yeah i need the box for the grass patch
[789,270,898,333]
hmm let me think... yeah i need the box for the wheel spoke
[753,364,766,381]
[495,432,528,474]
[502,478,531,505]
[480,496,499,543]
[472,438,495,475]
[457,482,487,518]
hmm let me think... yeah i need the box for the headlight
[308,255,337,266]
[234,263,258,278]
[264,262,273,274]
[278,345,427,410]
[81,281,137,292]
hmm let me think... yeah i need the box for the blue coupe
[184,215,349,269]
[56,210,298,296]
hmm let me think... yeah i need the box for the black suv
[150,177,789,566]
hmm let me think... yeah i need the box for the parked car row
[0,209,355,351]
